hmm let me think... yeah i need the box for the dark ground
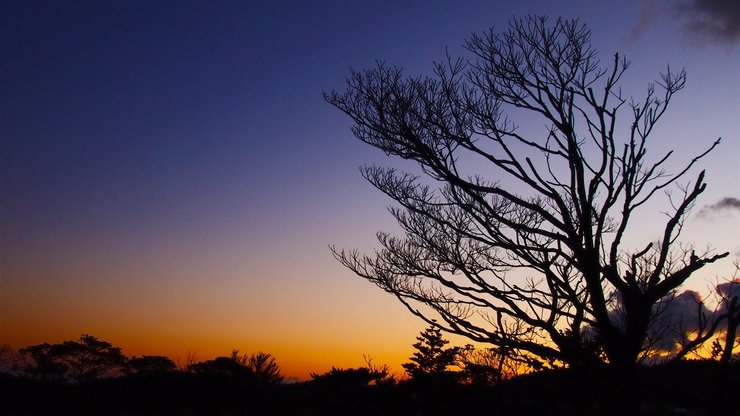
[1,360,737,415]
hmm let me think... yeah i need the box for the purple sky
[1,1,738,378]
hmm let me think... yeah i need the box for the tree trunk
[720,298,738,363]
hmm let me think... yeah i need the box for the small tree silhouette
[246,351,283,384]
[402,324,459,383]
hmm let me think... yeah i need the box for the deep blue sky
[1,1,738,377]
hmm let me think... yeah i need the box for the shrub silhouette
[188,356,252,379]
[310,356,392,386]
[310,367,388,386]
[128,355,177,374]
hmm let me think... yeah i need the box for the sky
[1,0,739,380]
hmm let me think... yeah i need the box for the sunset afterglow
[1,1,738,382]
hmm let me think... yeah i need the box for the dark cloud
[717,279,740,298]
[648,290,712,351]
[601,290,712,352]
[698,197,740,218]
[674,0,740,44]
[658,290,709,332]
[716,279,740,316]
[587,283,737,356]
[629,0,740,45]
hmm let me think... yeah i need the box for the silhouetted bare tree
[457,344,523,386]
[326,15,728,369]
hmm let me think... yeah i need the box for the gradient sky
[2,1,739,380]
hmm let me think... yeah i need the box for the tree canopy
[19,334,127,382]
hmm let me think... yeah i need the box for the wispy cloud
[628,0,662,43]
[698,197,740,218]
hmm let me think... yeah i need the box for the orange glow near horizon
[2,223,738,380]
[0,254,428,380]
[1,320,420,381]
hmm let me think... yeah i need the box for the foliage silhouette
[18,335,126,382]
[183,349,284,388]
[246,351,284,384]
[457,344,522,386]
[187,356,252,380]
[310,367,387,386]
[310,356,392,386]
[51,334,128,382]
[0,345,18,375]
[326,15,728,369]
[402,324,459,384]
[2,334,739,415]
[128,355,177,374]
[18,343,67,381]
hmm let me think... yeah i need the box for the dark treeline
[0,330,738,415]
[0,335,282,384]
